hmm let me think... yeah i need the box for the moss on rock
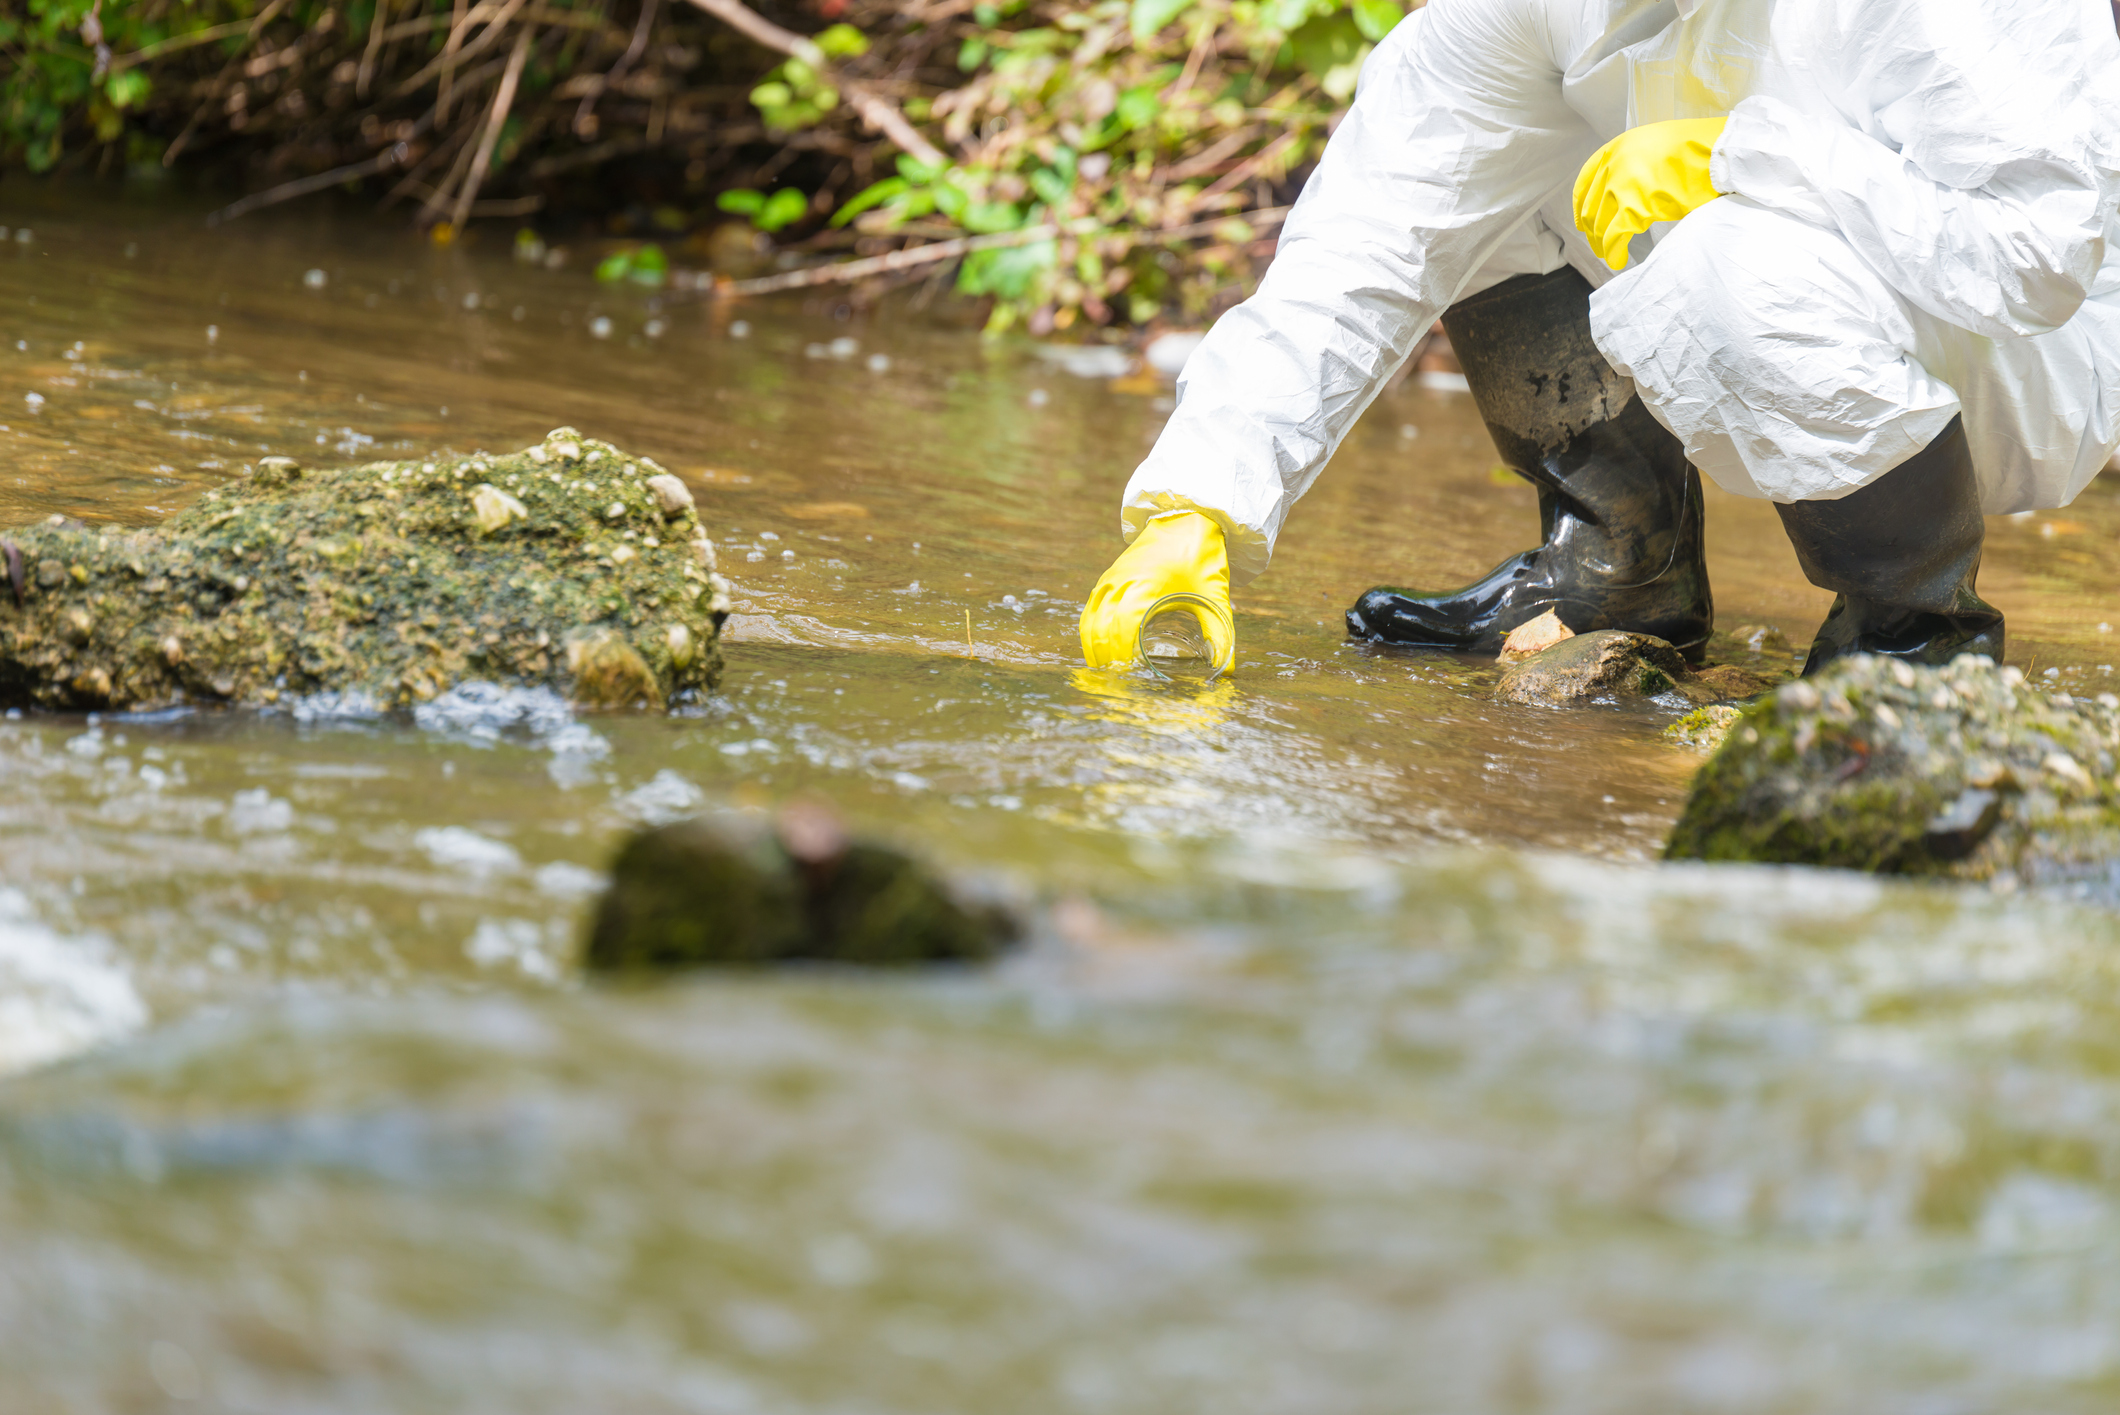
[0,427,730,712]
[1666,655,2120,893]
[586,808,1018,971]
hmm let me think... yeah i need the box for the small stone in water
[589,316,613,339]
[303,269,327,290]
[729,320,751,339]
[827,337,859,359]
[1499,609,1574,663]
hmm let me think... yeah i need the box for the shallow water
[4,182,2120,1411]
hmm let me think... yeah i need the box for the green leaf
[957,36,989,72]
[962,200,1025,234]
[814,23,869,58]
[1262,0,1320,31]
[831,176,909,226]
[958,240,1057,300]
[1114,85,1160,132]
[594,250,634,283]
[104,69,148,111]
[1350,0,1404,42]
[1028,166,1072,208]
[716,189,766,216]
[1289,10,1364,80]
[748,81,792,110]
[896,154,944,184]
[626,244,669,286]
[1129,0,1192,40]
[757,187,809,232]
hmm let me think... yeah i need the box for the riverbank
[6,0,1414,331]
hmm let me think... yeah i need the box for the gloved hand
[1079,510,1234,672]
[1573,117,1728,271]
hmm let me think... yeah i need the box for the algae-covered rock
[1497,630,1693,705]
[1666,655,2120,892]
[586,805,1017,971]
[0,428,730,711]
[1665,703,1745,751]
[1500,623,1799,711]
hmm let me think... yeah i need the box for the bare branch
[450,27,535,230]
[678,0,949,170]
[714,207,1290,297]
[205,140,413,226]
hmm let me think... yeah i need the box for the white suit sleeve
[1710,0,2120,341]
[1118,0,1596,585]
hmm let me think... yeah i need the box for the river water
[4,182,2120,1412]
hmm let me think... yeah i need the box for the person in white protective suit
[1076,0,2120,678]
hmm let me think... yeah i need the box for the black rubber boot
[1775,416,2003,676]
[1345,267,1713,662]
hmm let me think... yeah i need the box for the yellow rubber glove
[1573,117,1728,271]
[1078,510,1234,673]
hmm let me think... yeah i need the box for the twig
[417,119,486,223]
[678,0,949,170]
[450,27,535,230]
[382,123,472,208]
[1162,19,1214,100]
[111,18,254,73]
[713,206,1290,297]
[1163,125,1259,182]
[438,0,469,123]
[356,0,390,97]
[578,0,660,137]
[206,140,413,225]
[161,0,293,167]
[393,0,530,102]
[1186,127,1304,213]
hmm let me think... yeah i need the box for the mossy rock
[0,428,729,711]
[1498,627,1796,710]
[1667,654,2120,894]
[585,811,1017,971]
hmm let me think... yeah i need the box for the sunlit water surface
[3,182,2120,1412]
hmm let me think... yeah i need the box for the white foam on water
[615,768,704,825]
[414,683,610,762]
[416,826,522,876]
[0,889,146,1077]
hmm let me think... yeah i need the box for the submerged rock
[0,428,730,711]
[585,805,1017,971]
[1667,655,2120,892]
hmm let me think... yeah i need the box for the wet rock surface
[1667,655,2120,894]
[0,428,731,711]
[1499,622,1799,709]
[1497,630,1692,705]
[586,806,1019,970]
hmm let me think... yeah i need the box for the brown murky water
[5,181,2120,1413]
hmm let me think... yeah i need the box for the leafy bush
[3,0,1417,328]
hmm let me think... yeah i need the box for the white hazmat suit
[1121,0,2120,587]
